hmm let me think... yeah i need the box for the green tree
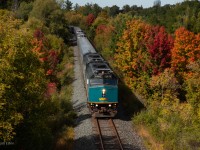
[16,1,33,20]
[74,3,79,12]
[109,5,120,17]
[0,0,34,9]
[30,0,70,42]
[65,0,73,11]
[153,0,161,7]
[122,4,131,13]
[110,13,132,54]
[92,3,102,17]
[30,0,60,21]
[194,12,200,33]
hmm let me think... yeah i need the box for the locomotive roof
[83,53,104,64]
[86,62,116,79]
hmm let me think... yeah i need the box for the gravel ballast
[114,105,146,150]
[72,45,146,150]
[72,46,96,150]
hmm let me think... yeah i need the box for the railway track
[93,118,124,150]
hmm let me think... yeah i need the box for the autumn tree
[92,16,108,29]
[147,26,174,75]
[93,13,133,62]
[94,24,114,55]
[0,10,47,142]
[114,19,175,101]
[185,61,200,113]
[86,13,95,27]
[98,10,109,19]
[65,11,85,26]
[32,29,60,80]
[114,19,152,81]
[86,15,109,40]
[171,27,200,76]
[150,68,179,101]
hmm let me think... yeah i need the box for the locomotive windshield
[90,79,117,86]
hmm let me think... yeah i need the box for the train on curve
[74,27,118,117]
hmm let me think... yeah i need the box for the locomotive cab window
[90,79,117,86]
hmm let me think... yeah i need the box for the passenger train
[74,27,118,117]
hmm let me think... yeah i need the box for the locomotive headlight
[95,104,98,107]
[108,104,111,107]
[102,89,106,95]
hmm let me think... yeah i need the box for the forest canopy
[1,0,200,150]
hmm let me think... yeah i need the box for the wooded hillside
[0,0,75,149]
[1,0,200,149]
[70,1,200,149]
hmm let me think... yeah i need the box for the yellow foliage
[157,117,170,131]
[55,127,74,150]
[178,103,193,121]
[197,106,200,119]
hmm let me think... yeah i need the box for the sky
[70,0,184,8]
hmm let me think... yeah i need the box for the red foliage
[46,69,53,75]
[39,57,48,62]
[32,29,47,57]
[96,24,114,35]
[33,29,44,40]
[147,26,174,75]
[96,24,107,34]
[45,82,57,98]
[86,13,95,26]
[32,29,59,78]
[48,50,58,72]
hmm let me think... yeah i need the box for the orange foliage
[171,27,200,74]
[31,29,58,76]
[31,29,48,59]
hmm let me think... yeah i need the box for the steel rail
[95,118,124,150]
[96,118,105,150]
[109,119,124,150]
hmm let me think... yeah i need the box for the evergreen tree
[65,0,73,11]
